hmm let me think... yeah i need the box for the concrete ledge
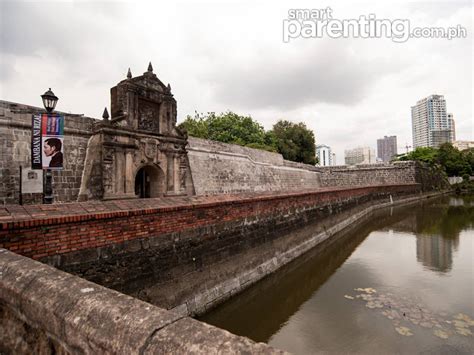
[0,249,284,354]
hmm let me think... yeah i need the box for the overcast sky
[1,0,472,164]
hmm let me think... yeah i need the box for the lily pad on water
[454,313,474,326]
[354,287,377,294]
[455,327,472,336]
[344,295,355,300]
[453,320,469,328]
[434,329,449,339]
[366,301,377,309]
[395,326,413,336]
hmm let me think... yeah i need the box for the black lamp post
[41,88,58,113]
[41,88,59,204]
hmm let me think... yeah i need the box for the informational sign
[31,114,64,170]
[21,168,43,193]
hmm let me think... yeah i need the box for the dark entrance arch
[134,165,163,198]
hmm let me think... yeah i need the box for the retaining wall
[1,184,422,316]
[0,249,282,354]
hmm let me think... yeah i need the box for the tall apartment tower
[377,135,398,162]
[448,113,456,142]
[411,95,455,148]
[316,144,333,166]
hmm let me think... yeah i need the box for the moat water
[201,195,474,354]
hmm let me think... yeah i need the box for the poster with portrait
[31,114,64,170]
[42,136,64,169]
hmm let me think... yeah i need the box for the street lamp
[41,88,59,204]
[41,88,58,113]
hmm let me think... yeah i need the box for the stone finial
[127,68,132,79]
[167,83,171,91]
[147,62,153,72]
[102,107,109,121]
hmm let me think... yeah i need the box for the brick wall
[0,184,419,260]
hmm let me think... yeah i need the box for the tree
[178,112,209,139]
[271,120,316,165]
[396,143,473,177]
[177,111,277,152]
[398,147,438,164]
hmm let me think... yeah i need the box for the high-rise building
[344,146,376,166]
[411,95,455,148]
[448,113,456,142]
[377,135,398,162]
[316,144,333,166]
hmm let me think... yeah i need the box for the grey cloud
[0,1,128,59]
[203,44,397,110]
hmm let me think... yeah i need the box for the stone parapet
[0,248,282,354]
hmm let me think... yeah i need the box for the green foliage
[272,120,316,165]
[178,111,268,147]
[207,112,266,146]
[396,143,474,177]
[398,147,438,164]
[178,113,209,139]
[178,112,318,165]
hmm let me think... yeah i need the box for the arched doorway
[134,165,163,198]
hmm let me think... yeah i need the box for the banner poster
[31,114,64,170]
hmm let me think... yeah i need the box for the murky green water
[201,195,474,354]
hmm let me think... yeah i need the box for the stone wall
[0,184,422,315]
[186,137,321,194]
[0,249,281,354]
[316,161,449,191]
[0,101,98,205]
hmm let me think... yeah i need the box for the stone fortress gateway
[78,63,194,201]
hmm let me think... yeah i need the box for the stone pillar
[115,150,125,195]
[166,152,174,193]
[124,149,134,195]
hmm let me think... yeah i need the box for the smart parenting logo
[283,8,467,43]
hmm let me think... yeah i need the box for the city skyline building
[316,144,334,166]
[344,146,376,166]
[411,94,455,148]
[448,113,456,142]
[377,135,398,162]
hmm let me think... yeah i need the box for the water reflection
[388,196,473,273]
[201,195,474,354]
[416,234,454,272]
[201,200,439,342]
